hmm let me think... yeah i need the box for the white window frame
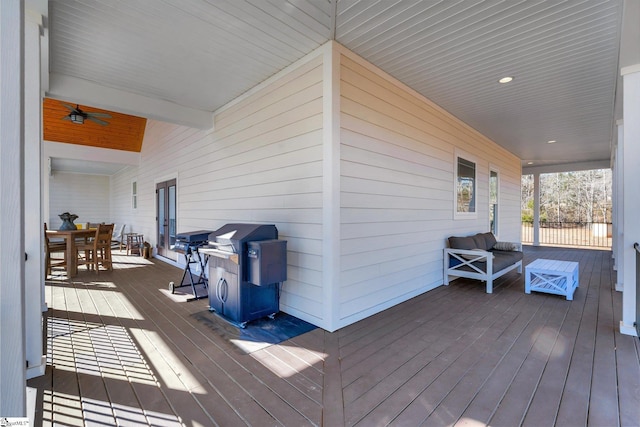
[454,149,478,220]
[131,179,138,211]
[489,165,500,236]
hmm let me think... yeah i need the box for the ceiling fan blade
[60,102,78,112]
[86,112,112,118]
[87,116,109,126]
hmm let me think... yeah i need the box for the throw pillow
[493,241,518,251]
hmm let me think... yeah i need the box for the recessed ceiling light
[547,140,556,144]
[498,76,514,84]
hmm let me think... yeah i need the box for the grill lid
[208,223,278,253]
[175,230,213,244]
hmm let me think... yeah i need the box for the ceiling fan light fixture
[69,112,84,124]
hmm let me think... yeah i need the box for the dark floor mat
[192,310,317,354]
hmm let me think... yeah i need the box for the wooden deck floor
[29,246,640,426]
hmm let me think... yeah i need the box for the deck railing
[522,221,612,248]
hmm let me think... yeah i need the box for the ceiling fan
[60,102,111,126]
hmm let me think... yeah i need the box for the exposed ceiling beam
[47,73,214,130]
[44,140,140,166]
[522,160,612,176]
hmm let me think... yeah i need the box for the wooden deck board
[29,246,640,426]
[358,278,518,423]
[554,251,601,427]
[424,278,553,426]
[454,296,558,425]
[588,254,620,426]
[351,277,542,425]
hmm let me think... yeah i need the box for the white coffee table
[525,258,579,300]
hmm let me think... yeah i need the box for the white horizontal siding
[107,42,521,331]
[337,50,521,327]
[49,172,110,229]
[110,53,327,327]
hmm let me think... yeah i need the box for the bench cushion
[490,250,524,272]
[450,232,497,251]
[450,250,523,273]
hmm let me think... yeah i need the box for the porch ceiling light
[69,112,84,124]
[498,76,514,84]
[547,140,556,144]
[527,161,534,165]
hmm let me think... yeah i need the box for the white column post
[0,0,27,415]
[621,67,640,336]
[533,172,540,246]
[25,10,46,379]
[615,121,624,291]
[611,147,617,268]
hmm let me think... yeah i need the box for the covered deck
[29,245,640,426]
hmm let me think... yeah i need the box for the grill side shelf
[199,247,239,263]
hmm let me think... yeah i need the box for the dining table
[46,228,97,277]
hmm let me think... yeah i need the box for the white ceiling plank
[206,0,323,53]
[284,0,332,24]
[247,0,331,42]
[46,0,624,168]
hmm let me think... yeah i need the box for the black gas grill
[174,230,211,254]
[171,230,213,299]
[200,223,287,327]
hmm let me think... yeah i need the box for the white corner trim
[615,282,624,292]
[322,40,341,331]
[619,320,638,337]
[621,64,640,76]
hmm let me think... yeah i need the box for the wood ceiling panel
[43,97,147,152]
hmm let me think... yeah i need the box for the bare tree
[521,169,612,224]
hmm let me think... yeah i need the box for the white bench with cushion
[444,232,523,293]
